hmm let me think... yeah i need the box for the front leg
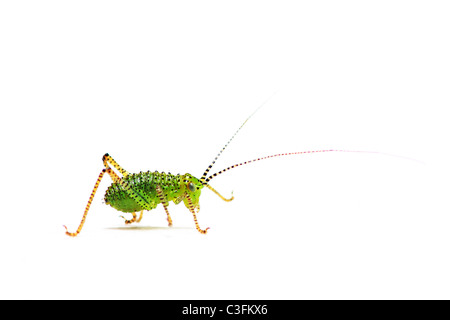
[185,194,209,234]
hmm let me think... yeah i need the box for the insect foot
[120,212,138,224]
[63,225,78,237]
[198,226,210,234]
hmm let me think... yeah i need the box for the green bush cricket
[64,103,382,237]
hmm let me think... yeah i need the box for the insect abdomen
[104,171,182,213]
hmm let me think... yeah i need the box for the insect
[64,103,376,237]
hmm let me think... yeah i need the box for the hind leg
[64,169,107,237]
[65,154,150,237]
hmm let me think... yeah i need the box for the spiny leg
[64,169,107,237]
[121,210,144,224]
[65,155,149,236]
[206,184,234,202]
[120,212,137,225]
[156,185,173,226]
[103,153,129,177]
[185,194,209,234]
[105,166,121,183]
[64,166,122,236]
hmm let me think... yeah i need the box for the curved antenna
[204,149,409,183]
[200,93,277,183]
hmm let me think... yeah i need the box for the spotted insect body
[104,171,203,214]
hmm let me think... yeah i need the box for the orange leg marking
[102,153,128,177]
[185,194,209,234]
[64,169,106,237]
[120,212,137,224]
[156,185,173,226]
[136,210,144,223]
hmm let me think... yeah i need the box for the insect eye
[188,182,196,192]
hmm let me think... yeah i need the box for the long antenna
[200,92,277,183]
[204,149,413,183]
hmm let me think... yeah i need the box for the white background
[1,1,449,299]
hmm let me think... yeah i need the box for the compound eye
[188,182,196,192]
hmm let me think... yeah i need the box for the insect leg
[65,155,149,236]
[205,184,234,202]
[64,169,107,237]
[121,210,144,224]
[120,212,137,224]
[156,185,173,226]
[102,153,129,177]
[173,195,185,205]
[136,210,144,223]
[185,194,209,234]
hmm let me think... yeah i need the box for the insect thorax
[104,171,184,213]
